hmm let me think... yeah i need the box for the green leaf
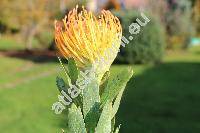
[57,57,71,85]
[68,104,87,133]
[114,125,121,133]
[56,77,81,107]
[85,102,100,133]
[83,78,100,132]
[99,71,110,96]
[56,76,69,93]
[95,102,112,133]
[111,88,125,119]
[68,58,79,84]
[100,68,133,107]
[111,117,115,132]
[83,78,100,115]
[100,71,110,86]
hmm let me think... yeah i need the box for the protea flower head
[55,6,122,78]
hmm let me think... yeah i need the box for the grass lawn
[0,46,200,133]
[0,36,49,51]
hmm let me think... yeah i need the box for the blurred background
[0,0,200,132]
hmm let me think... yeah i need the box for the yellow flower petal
[55,6,122,76]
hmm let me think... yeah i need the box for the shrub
[165,0,194,49]
[144,0,194,49]
[193,0,200,36]
[113,10,166,64]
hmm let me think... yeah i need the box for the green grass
[0,46,200,132]
[116,47,200,133]
[0,36,49,51]
[117,63,200,133]
[0,36,24,50]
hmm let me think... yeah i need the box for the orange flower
[55,6,122,75]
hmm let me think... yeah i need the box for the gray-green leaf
[95,102,112,133]
[68,104,87,133]
[83,78,100,116]
[101,68,133,107]
[111,88,125,119]
[114,125,121,133]
[99,71,110,96]
[83,78,100,132]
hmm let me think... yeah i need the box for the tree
[0,0,60,50]
[193,0,200,35]
[148,0,193,49]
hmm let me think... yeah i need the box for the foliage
[146,0,168,22]
[0,0,60,50]
[166,0,193,35]
[113,10,166,64]
[56,59,133,132]
[165,0,194,49]
[193,0,200,35]
[145,0,194,49]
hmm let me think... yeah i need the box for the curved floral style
[55,6,122,76]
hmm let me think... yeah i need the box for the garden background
[0,0,200,132]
